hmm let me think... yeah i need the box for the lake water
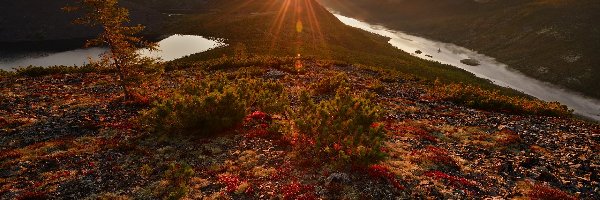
[332,12,600,122]
[0,35,225,70]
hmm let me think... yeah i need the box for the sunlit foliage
[431,81,572,116]
[142,73,289,137]
[294,87,386,168]
[63,0,159,99]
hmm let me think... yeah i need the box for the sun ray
[269,0,293,51]
[305,0,327,48]
[218,0,330,56]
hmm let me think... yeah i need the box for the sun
[223,0,328,56]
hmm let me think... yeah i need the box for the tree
[63,0,157,99]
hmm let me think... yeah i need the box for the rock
[325,172,350,186]
[521,157,539,168]
[499,161,514,175]
[460,58,480,66]
[264,70,286,79]
[536,168,560,184]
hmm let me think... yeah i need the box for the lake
[331,12,600,122]
[0,34,226,70]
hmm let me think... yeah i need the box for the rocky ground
[0,59,598,199]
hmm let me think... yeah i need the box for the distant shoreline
[0,34,166,57]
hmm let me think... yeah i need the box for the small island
[415,50,422,54]
[460,58,480,66]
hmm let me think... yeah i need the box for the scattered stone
[325,172,351,186]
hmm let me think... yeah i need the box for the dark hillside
[319,0,600,99]
[0,0,527,96]
[0,0,167,43]
[164,0,525,96]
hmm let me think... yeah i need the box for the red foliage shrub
[371,122,382,129]
[271,166,292,180]
[495,129,522,146]
[246,111,270,121]
[104,121,134,130]
[0,150,22,161]
[424,171,476,188]
[529,183,576,200]
[130,91,150,106]
[411,146,458,170]
[48,170,72,180]
[280,182,316,200]
[16,191,48,200]
[244,111,276,138]
[395,124,437,142]
[367,165,405,190]
[218,174,242,193]
[0,117,8,127]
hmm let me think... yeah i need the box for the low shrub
[237,78,290,114]
[424,171,476,188]
[0,69,14,77]
[492,128,523,151]
[280,182,316,200]
[180,74,289,113]
[431,81,572,116]
[218,174,242,193]
[158,163,195,200]
[310,73,349,95]
[165,56,296,72]
[529,183,576,200]
[143,74,289,137]
[368,79,385,94]
[14,65,100,77]
[516,181,576,200]
[294,87,386,167]
[143,84,246,136]
[410,146,459,172]
[367,165,404,190]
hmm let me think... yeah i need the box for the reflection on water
[0,48,106,70]
[140,35,225,61]
[0,35,225,70]
[333,13,600,122]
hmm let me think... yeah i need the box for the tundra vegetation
[0,0,596,199]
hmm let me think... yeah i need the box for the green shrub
[160,163,195,200]
[182,73,289,114]
[0,70,14,78]
[143,74,289,136]
[237,78,290,114]
[310,73,349,95]
[294,87,386,167]
[432,81,572,116]
[14,65,100,77]
[368,79,385,93]
[165,56,296,72]
[144,86,246,136]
